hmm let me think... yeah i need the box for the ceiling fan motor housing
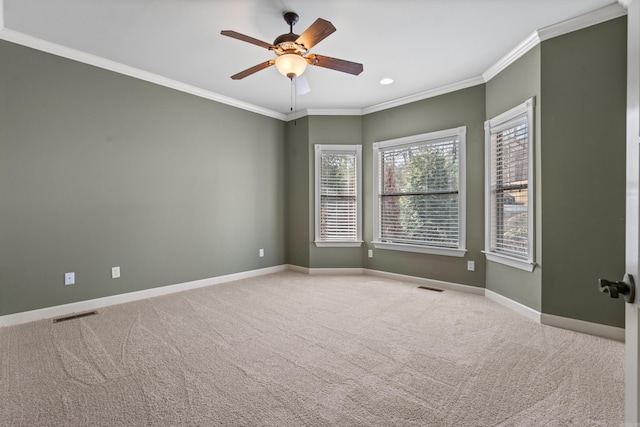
[272,12,307,56]
[221,11,363,80]
[272,34,306,55]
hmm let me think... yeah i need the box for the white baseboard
[363,268,486,296]
[2,264,625,342]
[485,290,542,323]
[309,268,364,276]
[286,265,365,276]
[0,265,288,327]
[286,264,310,274]
[484,290,624,341]
[541,313,625,342]
[296,266,622,341]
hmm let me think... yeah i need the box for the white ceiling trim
[0,27,288,121]
[537,2,626,41]
[360,76,486,116]
[484,3,625,84]
[293,3,627,121]
[0,1,627,123]
[286,109,362,121]
[482,32,541,83]
[305,109,363,116]
[285,76,485,121]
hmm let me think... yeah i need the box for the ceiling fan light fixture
[222,13,363,81]
[275,53,308,78]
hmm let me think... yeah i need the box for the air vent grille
[53,311,98,323]
[417,286,444,292]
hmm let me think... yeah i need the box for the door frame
[624,0,640,422]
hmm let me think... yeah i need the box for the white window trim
[374,241,466,257]
[483,97,536,272]
[482,251,535,272]
[372,126,467,257]
[314,144,363,247]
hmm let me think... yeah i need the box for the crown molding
[306,108,363,116]
[284,76,485,121]
[482,3,626,83]
[0,28,287,121]
[537,2,627,41]
[285,108,362,121]
[298,3,627,120]
[482,32,541,83]
[285,110,310,121]
[303,3,627,120]
[0,1,627,123]
[361,76,485,116]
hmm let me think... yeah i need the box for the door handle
[599,274,635,303]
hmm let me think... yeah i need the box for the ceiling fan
[221,12,364,86]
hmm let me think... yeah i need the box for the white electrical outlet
[259,248,264,257]
[64,272,75,286]
[467,261,475,271]
[368,249,373,258]
[111,266,121,279]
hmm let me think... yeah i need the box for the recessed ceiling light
[380,78,394,85]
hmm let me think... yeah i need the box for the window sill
[372,241,466,257]
[483,251,536,272]
[315,241,363,248]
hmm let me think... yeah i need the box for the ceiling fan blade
[231,60,275,80]
[308,54,363,76]
[296,18,336,51]
[295,74,310,95]
[220,30,274,50]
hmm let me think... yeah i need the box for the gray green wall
[286,89,487,288]
[284,115,364,269]
[0,41,286,316]
[362,86,487,287]
[285,17,626,328]
[308,116,364,268]
[540,18,627,327]
[285,117,310,267]
[0,15,627,329]
[485,46,543,311]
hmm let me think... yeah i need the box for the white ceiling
[0,0,623,117]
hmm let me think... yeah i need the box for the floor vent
[53,311,98,323]
[417,285,444,292]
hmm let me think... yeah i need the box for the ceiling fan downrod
[283,12,299,34]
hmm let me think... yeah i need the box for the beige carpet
[0,271,624,426]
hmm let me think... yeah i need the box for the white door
[626,0,640,423]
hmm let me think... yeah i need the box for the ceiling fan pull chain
[292,76,298,125]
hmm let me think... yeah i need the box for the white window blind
[373,127,466,256]
[489,118,529,258]
[314,145,362,247]
[320,152,357,240]
[484,97,535,271]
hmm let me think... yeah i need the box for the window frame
[372,127,467,257]
[314,144,363,248]
[483,97,536,272]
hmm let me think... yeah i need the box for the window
[373,127,466,256]
[314,144,362,247]
[484,98,535,271]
